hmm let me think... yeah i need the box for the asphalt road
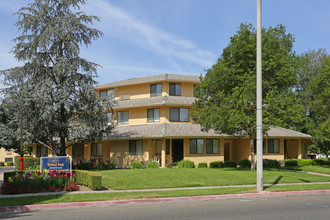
[1,193,330,220]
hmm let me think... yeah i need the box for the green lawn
[1,184,330,206]
[99,168,330,190]
[285,165,330,175]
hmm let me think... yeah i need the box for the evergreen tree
[0,0,113,156]
[192,24,305,169]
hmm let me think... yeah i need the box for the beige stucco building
[24,74,312,168]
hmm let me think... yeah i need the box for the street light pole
[256,0,263,192]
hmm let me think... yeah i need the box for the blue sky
[0,0,329,84]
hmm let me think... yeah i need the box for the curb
[1,189,330,211]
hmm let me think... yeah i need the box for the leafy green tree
[193,24,305,169]
[307,144,319,154]
[0,0,113,156]
[298,49,330,157]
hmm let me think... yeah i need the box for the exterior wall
[110,140,150,168]
[286,139,299,159]
[163,82,197,97]
[232,139,250,161]
[0,148,19,164]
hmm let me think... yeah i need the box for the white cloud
[84,0,215,67]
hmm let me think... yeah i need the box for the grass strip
[1,184,330,207]
[284,166,330,175]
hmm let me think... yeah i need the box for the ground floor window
[206,139,220,154]
[254,139,266,153]
[268,139,280,153]
[166,140,170,155]
[73,143,84,157]
[91,143,103,157]
[37,145,47,157]
[129,140,143,155]
[155,140,161,155]
[190,139,204,154]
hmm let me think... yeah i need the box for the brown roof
[114,96,196,109]
[105,124,312,140]
[96,74,201,89]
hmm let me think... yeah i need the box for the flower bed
[1,170,79,195]
[73,159,116,170]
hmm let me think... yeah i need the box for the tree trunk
[250,138,256,171]
[59,103,66,156]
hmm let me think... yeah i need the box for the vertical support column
[161,139,166,168]
[220,138,225,161]
[297,139,302,159]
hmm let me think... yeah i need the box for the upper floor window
[206,139,220,154]
[117,111,129,125]
[268,139,280,153]
[190,139,204,154]
[147,108,160,123]
[169,83,181,96]
[150,84,162,97]
[106,112,113,125]
[170,108,189,122]
[100,89,115,99]
[129,140,143,155]
[91,143,103,157]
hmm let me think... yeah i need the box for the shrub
[6,161,14,166]
[295,159,313,166]
[209,161,224,168]
[146,161,159,169]
[131,161,143,169]
[73,160,116,170]
[285,159,298,167]
[265,159,280,168]
[74,170,102,190]
[224,160,237,168]
[237,159,251,168]
[198,162,208,168]
[177,160,195,168]
[0,161,4,166]
[15,157,41,170]
[166,159,176,168]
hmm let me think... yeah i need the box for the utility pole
[256,0,263,192]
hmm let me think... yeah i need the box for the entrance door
[172,139,184,163]
[72,143,84,161]
[224,142,230,161]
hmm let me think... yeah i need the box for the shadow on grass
[264,176,283,190]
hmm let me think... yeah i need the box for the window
[117,111,129,125]
[190,139,204,154]
[5,158,13,163]
[206,139,220,154]
[268,139,280,153]
[155,140,161,155]
[73,144,83,157]
[169,83,181,96]
[166,139,170,155]
[100,89,115,99]
[254,139,266,153]
[37,145,47,157]
[150,84,162,97]
[91,143,103,157]
[106,112,113,125]
[147,108,160,123]
[170,108,189,122]
[129,140,143,155]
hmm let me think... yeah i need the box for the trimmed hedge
[6,161,14,166]
[209,161,224,168]
[0,161,4,166]
[198,162,208,168]
[15,157,40,170]
[265,159,280,168]
[74,170,102,190]
[224,161,237,168]
[285,159,298,167]
[237,159,251,168]
[177,160,195,168]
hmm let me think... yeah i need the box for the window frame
[147,108,160,123]
[169,108,189,122]
[190,139,204,154]
[169,83,181,96]
[129,140,143,155]
[91,143,103,157]
[117,111,129,125]
[206,139,220,154]
[100,89,115,99]
[150,83,162,97]
[268,139,280,153]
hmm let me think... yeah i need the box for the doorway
[172,139,184,163]
[72,143,84,161]
[224,142,231,161]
